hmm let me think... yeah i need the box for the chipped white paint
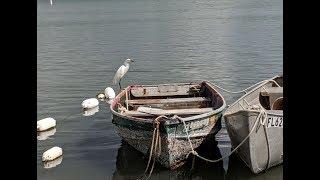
[37,117,56,132]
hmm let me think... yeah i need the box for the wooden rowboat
[224,75,283,174]
[110,82,226,169]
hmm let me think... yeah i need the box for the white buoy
[83,106,99,116]
[42,147,63,162]
[104,87,116,99]
[43,156,63,169]
[97,93,106,100]
[81,98,99,109]
[37,128,56,141]
[37,117,56,132]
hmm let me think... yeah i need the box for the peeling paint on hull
[110,82,226,169]
[112,114,222,169]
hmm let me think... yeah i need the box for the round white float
[37,117,56,132]
[81,98,99,109]
[97,93,106,100]
[42,147,63,162]
[104,87,115,99]
[37,128,56,141]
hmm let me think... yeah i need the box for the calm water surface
[37,0,283,179]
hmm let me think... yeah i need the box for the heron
[112,58,134,89]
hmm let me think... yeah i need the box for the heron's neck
[124,62,130,67]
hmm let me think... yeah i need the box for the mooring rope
[210,78,280,94]
[136,77,280,177]
[144,127,156,174]
[140,115,167,180]
[174,106,268,163]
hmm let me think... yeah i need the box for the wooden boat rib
[223,75,283,174]
[110,81,226,169]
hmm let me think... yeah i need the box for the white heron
[112,58,134,89]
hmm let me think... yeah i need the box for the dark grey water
[37,0,283,179]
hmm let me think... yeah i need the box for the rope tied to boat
[210,79,280,94]
[176,106,268,163]
[140,115,167,180]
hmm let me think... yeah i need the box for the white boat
[223,75,283,174]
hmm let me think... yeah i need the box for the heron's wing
[112,65,126,84]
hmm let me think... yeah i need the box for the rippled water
[37,0,283,179]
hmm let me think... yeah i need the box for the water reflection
[37,0,283,178]
[113,138,225,180]
[82,106,99,116]
[37,128,56,140]
[43,156,63,169]
[106,99,114,105]
[225,154,283,180]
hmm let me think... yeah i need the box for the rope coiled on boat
[175,106,268,163]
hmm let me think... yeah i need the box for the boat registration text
[267,116,283,128]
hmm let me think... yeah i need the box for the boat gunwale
[129,81,199,88]
[113,119,222,139]
[110,81,226,125]
[223,109,283,120]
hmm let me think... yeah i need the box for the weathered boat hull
[224,110,283,174]
[110,81,226,169]
[113,139,225,179]
[224,75,283,174]
[112,112,222,169]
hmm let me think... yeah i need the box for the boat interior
[259,76,283,110]
[225,76,283,115]
[114,82,224,119]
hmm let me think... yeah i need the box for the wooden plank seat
[260,87,283,97]
[123,107,214,117]
[130,84,200,97]
[126,97,211,105]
